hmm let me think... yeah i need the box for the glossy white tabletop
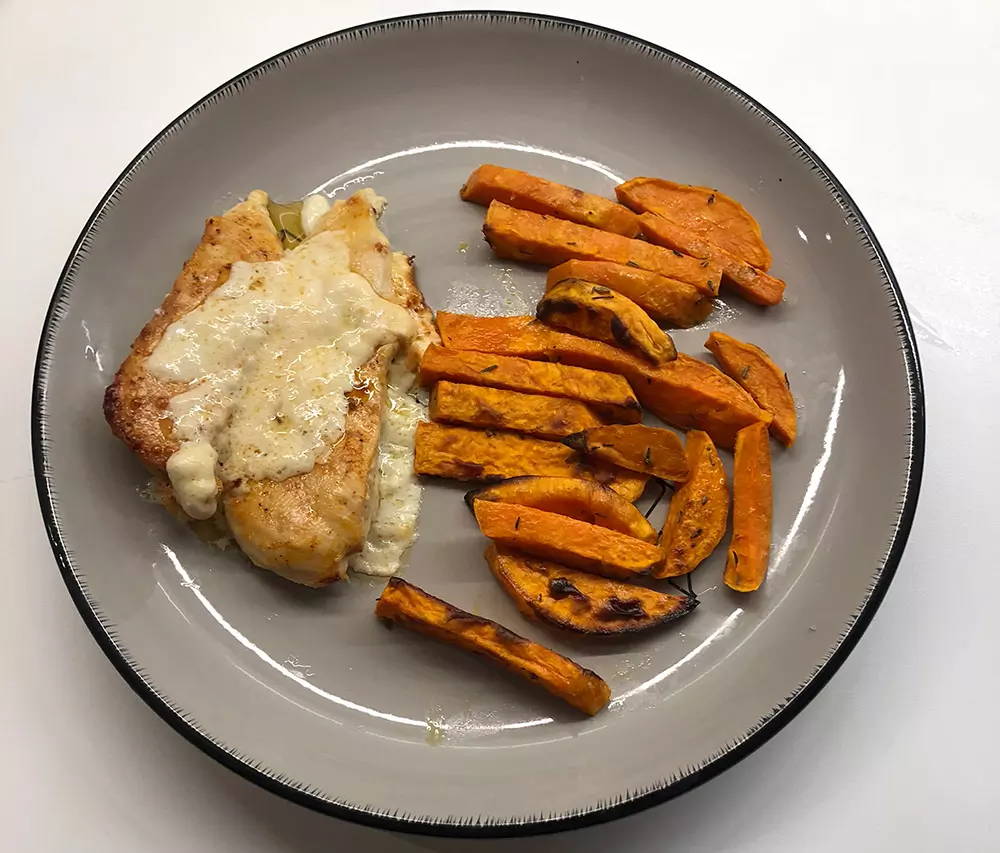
[2,1,997,850]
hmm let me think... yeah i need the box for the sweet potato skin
[486,544,697,635]
[465,476,657,543]
[705,331,797,446]
[418,344,641,422]
[537,280,677,365]
[461,164,640,237]
[658,430,729,578]
[434,314,771,450]
[483,201,718,290]
[639,213,785,306]
[414,422,648,501]
[430,382,606,439]
[616,177,771,270]
[474,501,665,580]
[376,577,610,715]
[724,422,773,592]
[563,424,689,481]
[547,260,713,328]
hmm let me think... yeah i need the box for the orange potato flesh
[434,314,771,450]
[616,177,771,270]
[376,577,611,715]
[483,200,718,291]
[639,213,785,306]
[465,476,658,542]
[724,422,773,592]
[461,164,640,237]
[430,382,606,439]
[547,259,713,327]
[563,424,689,481]
[705,331,797,446]
[486,544,697,635]
[474,501,665,580]
[537,280,676,366]
[418,344,640,422]
[658,430,730,578]
[414,422,648,501]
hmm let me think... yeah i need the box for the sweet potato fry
[483,201,718,291]
[414,422,648,501]
[537,280,677,365]
[724,422,773,592]
[547,260,713,327]
[375,577,610,715]
[475,501,664,580]
[418,344,640,422]
[640,355,772,450]
[563,424,689,481]
[434,314,771,449]
[616,177,772,270]
[658,430,729,578]
[430,382,605,439]
[638,213,785,306]
[486,544,697,635]
[705,331,797,446]
[461,164,640,237]
[465,476,657,543]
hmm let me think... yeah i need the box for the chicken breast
[105,189,437,586]
[104,191,283,470]
[223,344,396,586]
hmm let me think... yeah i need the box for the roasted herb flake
[644,447,652,467]
[514,516,520,530]
[701,495,708,506]
[690,528,703,539]
[626,260,641,268]
[672,249,684,257]
[480,364,499,373]
[741,365,750,380]
[707,193,716,204]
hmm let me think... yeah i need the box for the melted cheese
[147,225,417,519]
[348,375,425,577]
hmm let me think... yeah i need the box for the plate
[32,12,923,837]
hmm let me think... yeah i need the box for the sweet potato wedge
[474,501,664,580]
[430,382,606,439]
[563,424,689,482]
[705,331,797,446]
[616,177,772,270]
[486,544,697,635]
[537,280,677,365]
[547,260,713,328]
[638,214,785,306]
[461,164,640,237]
[639,355,772,451]
[724,422,773,592]
[434,314,771,449]
[418,344,641,422]
[375,577,610,715]
[414,422,648,501]
[483,201,718,290]
[465,476,657,543]
[658,430,729,578]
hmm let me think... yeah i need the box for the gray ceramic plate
[33,11,924,838]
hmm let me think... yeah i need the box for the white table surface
[3,1,998,850]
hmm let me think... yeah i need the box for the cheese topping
[348,379,425,577]
[147,222,417,519]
